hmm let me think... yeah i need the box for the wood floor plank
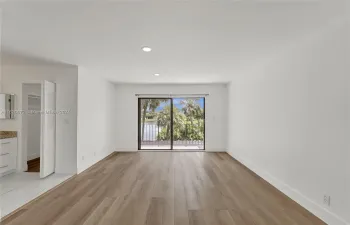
[82,197,116,225]
[216,210,237,225]
[145,197,164,225]
[1,152,326,225]
[188,210,206,225]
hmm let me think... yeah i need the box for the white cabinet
[0,138,17,177]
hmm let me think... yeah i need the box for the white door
[40,81,56,178]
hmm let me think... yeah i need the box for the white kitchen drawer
[0,154,15,174]
[0,165,12,174]
[0,165,15,174]
[0,140,12,154]
[0,138,17,176]
[0,153,12,164]
[0,138,17,156]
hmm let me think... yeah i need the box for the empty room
[0,1,349,225]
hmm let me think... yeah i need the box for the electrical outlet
[94,152,96,156]
[82,156,85,161]
[323,195,331,207]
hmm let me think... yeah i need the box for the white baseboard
[205,148,227,152]
[115,148,138,152]
[77,152,115,174]
[226,151,348,225]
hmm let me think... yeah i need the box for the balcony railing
[140,122,204,148]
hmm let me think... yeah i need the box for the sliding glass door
[138,98,172,150]
[138,97,205,150]
[172,98,205,150]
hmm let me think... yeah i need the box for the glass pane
[139,98,171,150]
[172,98,205,150]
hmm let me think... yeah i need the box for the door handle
[0,165,9,169]
[1,142,10,145]
[0,153,10,156]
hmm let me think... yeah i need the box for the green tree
[181,99,204,138]
[157,106,186,141]
[155,98,205,142]
[156,105,171,139]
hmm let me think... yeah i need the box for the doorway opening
[27,90,41,172]
[21,81,56,178]
[138,97,205,150]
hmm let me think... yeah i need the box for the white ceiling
[0,1,346,83]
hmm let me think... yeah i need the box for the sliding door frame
[203,97,206,151]
[138,97,205,150]
[170,98,174,150]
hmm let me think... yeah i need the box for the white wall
[77,68,116,173]
[227,17,350,225]
[114,84,227,151]
[24,84,41,161]
[1,53,78,174]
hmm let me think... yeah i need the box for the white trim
[205,148,226,152]
[115,148,138,152]
[226,151,349,225]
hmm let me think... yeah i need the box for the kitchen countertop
[0,131,18,140]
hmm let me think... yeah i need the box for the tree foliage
[156,100,204,141]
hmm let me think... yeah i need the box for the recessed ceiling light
[142,46,152,52]
[154,73,160,76]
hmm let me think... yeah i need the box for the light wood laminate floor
[1,152,325,225]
